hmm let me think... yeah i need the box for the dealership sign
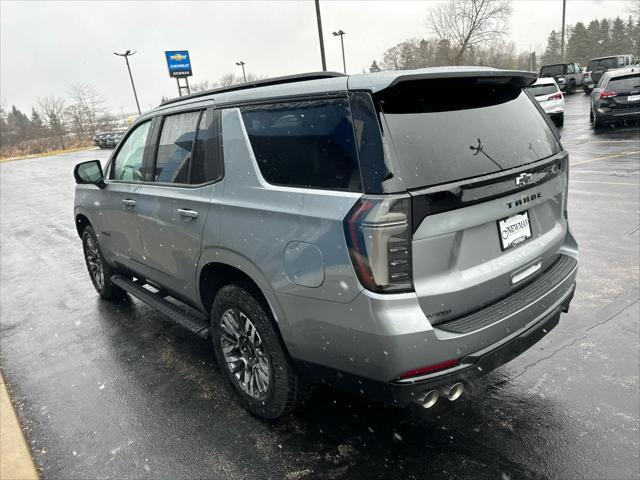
[165,50,192,77]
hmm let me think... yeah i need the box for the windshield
[527,83,559,96]
[540,65,565,76]
[588,57,622,71]
[378,78,561,189]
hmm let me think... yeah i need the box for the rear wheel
[593,113,604,129]
[82,226,126,300]
[555,113,564,127]
[211,282,309,419]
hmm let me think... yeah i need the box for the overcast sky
[0,0,635,114]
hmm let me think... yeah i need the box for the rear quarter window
[240,99,361,191]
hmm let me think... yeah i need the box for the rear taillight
[599,91,617,98]
[344,194,413,293]
[548,92,563,100]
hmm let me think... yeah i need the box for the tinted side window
[190,110,223,184]
[240,100,361,191]
[111,121,151,181]
[155,111,200,183]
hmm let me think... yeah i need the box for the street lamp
[333,30,346,74]
[113,50,141,115]
[236,61,247,82]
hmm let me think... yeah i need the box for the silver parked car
[74,68,578,419]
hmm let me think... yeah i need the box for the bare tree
[38,96,66,149]
[190,79,218,92]
[429,0,512,65]
[218,73,238,87]
[68,84,107,137]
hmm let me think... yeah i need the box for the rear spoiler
[348,68,539,93]
[385,70,538,90]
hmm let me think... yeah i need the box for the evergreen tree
[369,60,381,72]
[7,106,30,142]
[434,39,452,66]
[586,20,601,59]
[30,108,45,138]
[542,30,562,65]
[627,16,640,58]
[597,18,611,56]
[610,17,630,53]
[566,22,590,64]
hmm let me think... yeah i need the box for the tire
[589,109,594,123]
[211,282,309,419]
[555,113,564,127]
[567,81,576,95]
[81,225,126,300]
[593,114,604,130]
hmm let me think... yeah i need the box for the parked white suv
[527,77,565,126]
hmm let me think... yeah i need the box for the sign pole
[176,78,182,97]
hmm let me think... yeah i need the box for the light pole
[315,0,327,71]
[560,0,566,59]
[333,30,346,73]
[236,61,247,82]
[113,50,141,115]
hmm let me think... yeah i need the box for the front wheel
[211,282,309,419]
[82,226,126,300]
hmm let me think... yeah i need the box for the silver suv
[74,68,578,419]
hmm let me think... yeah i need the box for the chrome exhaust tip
[418,390,439,409]
[447,382,465,401]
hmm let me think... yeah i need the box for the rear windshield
[527,83,559,96]
[607,74,640,92]
[588,57,623,71]
[540,65,565,76]
[378,78,561,189]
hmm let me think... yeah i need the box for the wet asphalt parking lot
[1,92,639,480]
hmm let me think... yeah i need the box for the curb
[0,372,38,480]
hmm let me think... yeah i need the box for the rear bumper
[597,108,640,122]
[296,285,574,406]
[286,243,578,403]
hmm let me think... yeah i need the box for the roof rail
[160,71,346,106]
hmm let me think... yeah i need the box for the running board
[111,275,211,339]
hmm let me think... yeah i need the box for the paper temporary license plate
[498,211,532,250]
[627,95,640,102]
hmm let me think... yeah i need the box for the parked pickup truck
[539,63,583,94]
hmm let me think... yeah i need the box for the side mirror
[593,87,600,94]
[74,160,105,188]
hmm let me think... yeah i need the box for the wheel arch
[75,213,92,238]
[197,251,293,351]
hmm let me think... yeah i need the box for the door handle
[122,199,136,207]
[177,208,198,219]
